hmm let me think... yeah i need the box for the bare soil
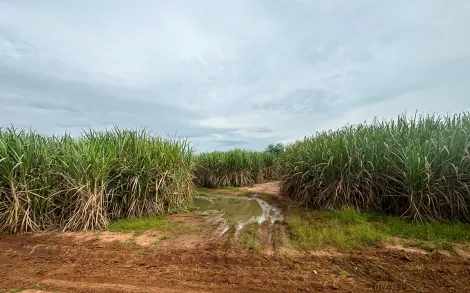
[2,182,470,293]
[241,181,281,197]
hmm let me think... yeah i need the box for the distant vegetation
[0,128,194,233]
[265,142,285,156]
[3,111,470,234]
[279,112,470,222]
[193,148,280,188]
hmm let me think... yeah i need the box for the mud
[193,194,283,234]
[193,196,263,224]
[2,182,470,293]
[2,231,470,293]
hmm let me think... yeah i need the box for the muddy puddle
[192,194,283,236]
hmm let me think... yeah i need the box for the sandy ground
[241,181,281,197]
[2,182,470,293]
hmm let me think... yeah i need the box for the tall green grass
[0,127,195,234]
[279,112,470,222]
[194,149,279,188]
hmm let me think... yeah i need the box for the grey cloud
[349,56,470,109]
[329,70,359,81]
[213,140,248,147]
[0,59,223,137]
[187,127,274,141]
[196,137,277,153]
[293,39,342,65]
[253,89,339,115]
[252,127,273,133]
[1,0,470,151]
[0,61,201,118]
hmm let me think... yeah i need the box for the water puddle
[192,194,283,236]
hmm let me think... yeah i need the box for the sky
[1,0,470,152]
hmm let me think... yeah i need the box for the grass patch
[239,190,250,196]
[3,284,44,293]
[287,207,384,250]
[196,187,249,197]
[238,223,261,251]
[109,215,180,233]
[331,265,349,276]
[195,187,213,197]
[287,207,470,251]
[380,217,470,250]
[123,236,137,244]
[382,217,470,242]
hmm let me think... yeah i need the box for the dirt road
[2,231,470,293]
[2,182,470,292]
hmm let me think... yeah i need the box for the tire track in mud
[0,239,293,293]
[0,241,271,267]
[2,235,470,293]
[38,279,219,293]
[0,239,320,293]
[3,181,470,293]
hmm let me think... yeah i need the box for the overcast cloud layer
[1,0,470,152]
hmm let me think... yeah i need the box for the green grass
[123,236,137,244]
[287,208,383,250]
[196,187,249,197]
[238,223,261,251]
[287,207,470,251]
[279,112,470,222]
[331,265,349,276]
[2,284,44,293]
[109,215,179,233]
[381,217,470,249]
[195,187,212,197]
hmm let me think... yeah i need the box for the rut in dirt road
[2,232,470,293]
[2,182,470,293]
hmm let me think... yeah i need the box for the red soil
[2,182,470,293]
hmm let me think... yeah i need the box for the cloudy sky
[1,0,469,152]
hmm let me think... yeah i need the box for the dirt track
[2,183,470,292]
[2,231,470,293]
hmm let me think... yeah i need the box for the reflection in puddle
[193,197,262,223]
[192,195,283,236]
